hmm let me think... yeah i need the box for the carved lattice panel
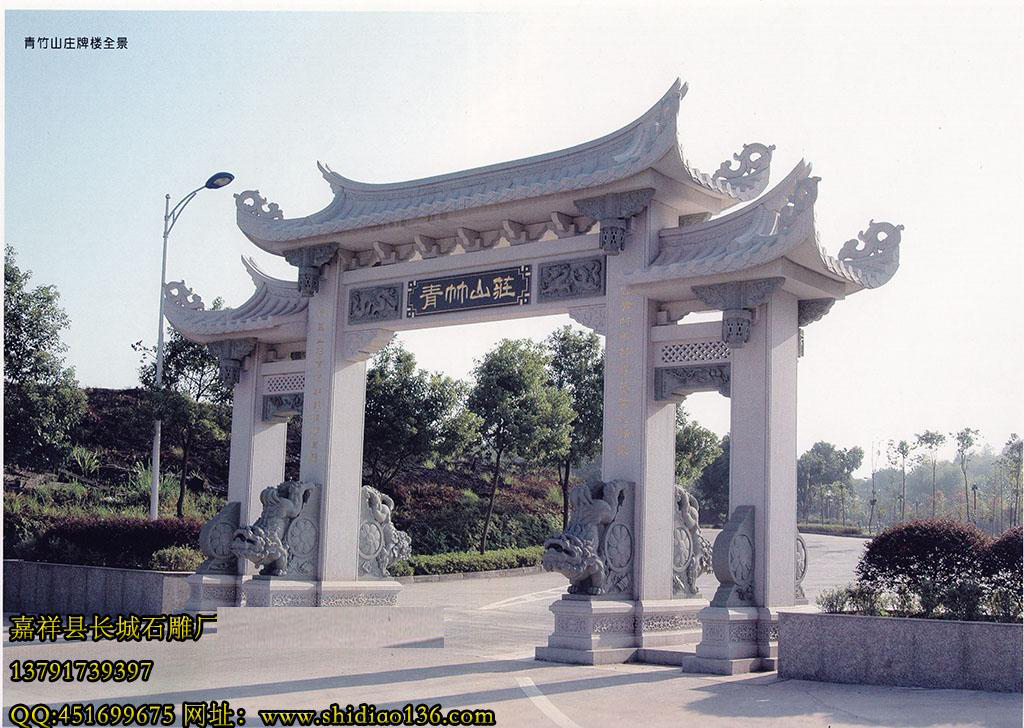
[657,340,729,366]
[263,373,305,395]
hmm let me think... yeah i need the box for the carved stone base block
[242,577,318,607]
[683,605,773,675]
[634,598,704,648]
[535,595,637,665]
[317,580,401,607]
[240,578,402,608]
[184,573,239,612]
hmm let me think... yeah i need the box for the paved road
[5,533,1020,727]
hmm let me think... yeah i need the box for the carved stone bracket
[795,533,808,602]
[797,298,835,327]
[537,257,606,302]
[197,501,241,574]
[567,305,607,336]
[673,485,713,597]
[542,480,635,596]
[573,188,655,254]
[359,485,412,578]
[343,329,395,362]
[692,277,784,348]
[348,284,403,324]
[284,243,340,297]
[655,364,731,401]
[710,505,755,607]
[263,393,303,423]
[207,338,257,386]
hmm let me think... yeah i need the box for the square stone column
[728,289,799,610]
[297,261,400,606]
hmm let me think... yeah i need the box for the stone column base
[184,573,239,612]
[634,598,704,648]
[317,580,401,607]
[682,605,774,675]
[242,577,318,607]
[239,578,402,607]
[535,595,637,665]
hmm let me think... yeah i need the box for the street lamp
[149,172,234,520]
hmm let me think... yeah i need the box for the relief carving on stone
[709,505,755,607]
[196,501,241,574]
[673,485,714,597]
[262,393,303,423]
[838,220,904,278]
[537,257,606,302]
[231,481,318,577]
[795,533,808,601]
[348,284,403,324]
[713,143,775,197]
[542,479,635,596]
[655,365,731,401]
[359,485,412,578]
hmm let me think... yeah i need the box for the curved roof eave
[163,257,308,343]
[234,79,774,251]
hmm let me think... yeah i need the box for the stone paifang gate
[167,79,902,671]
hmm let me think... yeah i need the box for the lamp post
[149,172,234,521]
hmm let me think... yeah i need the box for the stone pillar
[687,285,799,673]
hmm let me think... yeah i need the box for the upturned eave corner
[231,78,773,255]
[162,257,309,345]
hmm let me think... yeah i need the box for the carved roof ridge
[233,79,771,250]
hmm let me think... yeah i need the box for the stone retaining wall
[779,611,1023,692]
[3,560,191,615]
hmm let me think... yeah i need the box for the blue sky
[5,5,1022,468]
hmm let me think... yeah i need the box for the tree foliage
[543,326,603,528]
[692,434,730,525]
[467,339,572,552]
[363,342,481,491]
[675,408,721,487]
[134,319,231,518]
[798,441,864,524]
[4,245,86,468]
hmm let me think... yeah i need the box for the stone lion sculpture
[542,479,633,595]
[231,480,315,576]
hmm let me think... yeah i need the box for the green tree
[952,428,980,522]
[914,430,947,518]
[887,439,913,521]
[693,435,730,525]
[468,339,572,553]
[363,342,481,491]
[544,326,603,529]
[798,441,863,524]
[996,434,1022,528]
[136,317,231,518]
[675,408,721,486]
[4,245,86,468]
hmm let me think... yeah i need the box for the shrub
[149,546,204,572]
[847,583,882,616]
[942,579,984,621]
[817,585,851,614]
[856,519,990,594]
[404,546,543,576]
[27,516,203,569]
[981,527,1023,621]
